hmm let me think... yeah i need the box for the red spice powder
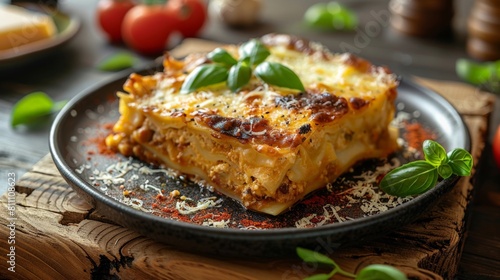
[240,218,275,229]
[301,195,328,206]
[84,122,116,157]
[404,121,437,151]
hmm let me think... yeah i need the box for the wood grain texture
[0,58,495,279]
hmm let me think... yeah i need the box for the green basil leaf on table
[456,58,500,93]
[296,247,336,267]
[423,139,447,166]
[97,52,135,71]
[181,64,229,94]
[207,48,237,66]
[254,62,305,92]
[11,91,62,127]
[379,160,438,196]
[328,2,358,30]
[447,148,473,176]
[356,264,408,280]
[227,61,252,92]
[456,58,495,86]
[238,39,270,66]
[304,1,357,31]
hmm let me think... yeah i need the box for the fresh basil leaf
[207,48,237,66]
[296,247,336,267]
[447,148,473,176]
[97,52,135,71]
[328,2,358,31]
[423,140,448,166]
[238,39,270,66]
[181,64,229,94]
[356,264,407,280]
[227,62,252,92]
[460,59,497,85]
[255,62,305,92]
[304,3,334,29]
[456,58,493,86]
[11,91,55,127]
[437,163,453,179]
[379,160,438,196]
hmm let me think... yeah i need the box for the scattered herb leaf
[304,2,358,31]
[255,62,306,92]
[296,247,406,280]
[180,38,305,93]
[97,52,135,71]
[356,264,408,280]
[380,140,473,197]
[296,247,336,267]
[456,58,500,94]
[207,48,238,66]
[11,91,66,127]
[239,39,271,66]
[181,64,229,94]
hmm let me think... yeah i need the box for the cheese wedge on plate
[0,4,56,51]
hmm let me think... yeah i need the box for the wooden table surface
[0,0,499,279]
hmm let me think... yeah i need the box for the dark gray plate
[49,68,470,258]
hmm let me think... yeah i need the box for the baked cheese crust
[106,34,399,216]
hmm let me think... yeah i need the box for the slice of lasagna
[106,34,399,216]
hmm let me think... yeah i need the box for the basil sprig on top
[380,140,473,197]
[180,39,305,93]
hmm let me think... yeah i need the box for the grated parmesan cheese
[176,197,223,215]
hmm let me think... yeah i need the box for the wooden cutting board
[0,39,495,280]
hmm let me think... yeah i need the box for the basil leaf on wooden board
[238,39,270,66]
[379,160,438,196]
[447,148,473,176]
[254,62,305,92]
[296,247,336,267]
[180,64,229,93]
[227,62,252,92]
[11,91,55,127]
[356,264,408,280]
[207,48,237,66]
[423,140,447,166]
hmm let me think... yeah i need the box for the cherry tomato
[493,125,500,169]
[97,0,136,43]
[166,0,207,37]
[122,5,178,55]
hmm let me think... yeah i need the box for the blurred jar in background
[389,0,454,37]
[467,0,500,61]
[209,0,261,28]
